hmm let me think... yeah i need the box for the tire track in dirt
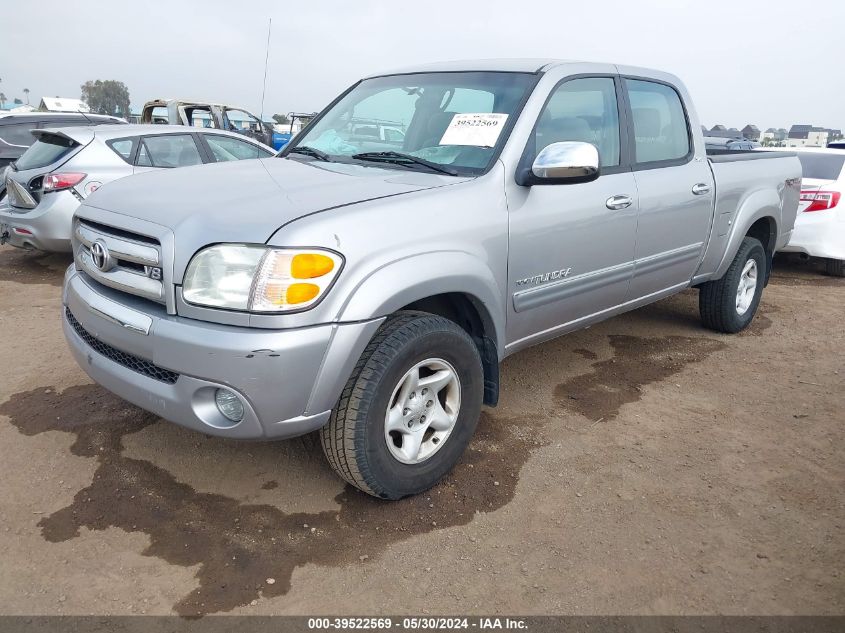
[0,385,538,616]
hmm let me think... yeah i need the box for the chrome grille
[74,220,165,303]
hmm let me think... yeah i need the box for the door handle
[606,194,633,210]
[692,183,711,196]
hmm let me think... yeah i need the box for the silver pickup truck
[62,60,800,499]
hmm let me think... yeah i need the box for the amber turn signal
[291,253,335,279]
[285,283,320,304]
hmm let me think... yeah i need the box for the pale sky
[2,0,842,132]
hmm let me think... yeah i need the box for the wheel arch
[713,190,781,281]
[338,252,505,406]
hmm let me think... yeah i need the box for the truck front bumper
[62,267,384,440]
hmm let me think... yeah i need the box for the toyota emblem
[90,240,112,272]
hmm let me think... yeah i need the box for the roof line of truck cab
[364,58,574,77]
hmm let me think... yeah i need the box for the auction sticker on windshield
[439,113,508,148]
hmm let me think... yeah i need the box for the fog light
[215,388,244,422]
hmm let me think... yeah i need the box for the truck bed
[694,151,801,282]
[707,149,797,162]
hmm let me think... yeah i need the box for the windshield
[286,71,536,175]
[796,153,845,181]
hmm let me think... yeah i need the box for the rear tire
[320,311,484,499]
[699,236,766,333]
[824,258,845,277]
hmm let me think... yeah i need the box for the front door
[506,76,638,349]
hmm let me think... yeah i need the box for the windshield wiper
[351,151,459,176]
[287,146,333,162]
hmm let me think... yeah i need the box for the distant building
[1,103,35,113]
[760,128,787,146]
[741,124,760,141]
[708,124,742,139]
[37,97,90,113]
[787,124,829,148]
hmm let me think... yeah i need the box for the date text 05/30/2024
[307,617,528,630]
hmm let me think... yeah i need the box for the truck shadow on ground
[0,385,539,616]
[0,322,735,615]
[0,248,70,287]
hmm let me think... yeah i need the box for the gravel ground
[0,246,842,616]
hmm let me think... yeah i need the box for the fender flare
[338,250,505,354]
[712,189,781,280]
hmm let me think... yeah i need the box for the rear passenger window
[533,77,620,167]
[139,134,202,168]
[109,139,134,163]
[625,79,690,163]
[136,143,152,167]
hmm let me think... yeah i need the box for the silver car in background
[0,125,275,252]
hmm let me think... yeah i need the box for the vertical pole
[260,17,272,124]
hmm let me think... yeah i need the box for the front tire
[699,236,766,333]
[825,258,845,277]
[320,311,484,499]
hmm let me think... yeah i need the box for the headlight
[182,245,343,312]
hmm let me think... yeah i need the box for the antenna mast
[260,17,272,122]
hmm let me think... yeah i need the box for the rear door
[623,77,714,298]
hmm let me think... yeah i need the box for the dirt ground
[0,245,842,616]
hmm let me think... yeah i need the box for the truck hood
[81,157,467,270]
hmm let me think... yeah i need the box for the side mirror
[528,141,600,185]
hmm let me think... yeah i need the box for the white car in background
[772,148,845,276]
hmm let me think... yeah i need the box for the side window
[136,142,152,167]
[534,77,620,167]
[139,135,202,168]
[205,135,269,161]
[48,118,80,127]
[0,123,37,147]
[223,108,261,133]
[108,139,134,163]
[625,79,690,163]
